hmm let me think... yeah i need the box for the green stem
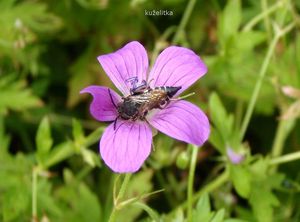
[235,100,244,129]
[76,165,93,181]
[271,120,292,157]
[270,118,295,171]
[192,169,229,204]
[150,26,176,68]
[173,169,229,213]
[187,145,198,222]
[32,167,38,221]
[104,174,116,221]
[261,0,272,40]
[242,0,283,32]
[269,151,300,165]
[240,34,279,140]
[155,172,175,208]
[108,174,132,222]
[240,22,295,141]
[132,202,160,221]
[172,0,197,44]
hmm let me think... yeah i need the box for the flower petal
[80,86,121,122]
[148,100,210,146]
[226,147,245,164]
[148,46,207,95]
[98,41,149,96]
[100,120,152,173]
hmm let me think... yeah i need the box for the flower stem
[192,168,229,204]
[172,0,197,44]
[271,119,294,158]
[261,0,272,41]
[108,174,132,222]
[240,22,295,141]
[242,0,284,32]
[172,168,229,214]
[32,167,38,221]
[187,145,198,222]
[240,35,278,141]
[269,151,300,165]
[150,26,176,68]
[270,118,295,172]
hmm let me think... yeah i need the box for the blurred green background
[0,0,300,221]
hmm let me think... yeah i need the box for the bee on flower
[81,41,210,173]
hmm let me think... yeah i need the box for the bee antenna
[113,117,118,130]
[170,92,195,101]
[147,78,155,86]
[126,76,138,83]
[108,88,117,109]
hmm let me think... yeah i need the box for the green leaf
[229,164,251,198]
[36,116,53,155]
[0,117,11,156]
[209,92,234,153]
[234,31,266,52]
[193,193,214,222]
[0,153,33,221]
[248,158,283,222]
[72,118,84,140]
[116,170,154,222]
[84,127,104,147]
[211,209,225,222]
[9,2,62,33]
[37,178,62,218]
[44,141,75,168]
[249,182,280,222]
[2,184,30,221]
[209,127,225,154]
[224,219,249,222]
[132,201,160,221]
[250,157,268,179]
[218,0,241,44]
[56,170,102,222]
[162,208,185,222]
[81,148,101,168]
[68,46,97,107]
[0,75,42,114]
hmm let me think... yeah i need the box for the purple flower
[80,41,210,173]
[226,147,245,164]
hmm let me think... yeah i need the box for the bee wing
[131,94,153,104]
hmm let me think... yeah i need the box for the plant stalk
[187,145,198,222]
[108,174,132,222]
[172,0,197,44]
[32,167,38,222]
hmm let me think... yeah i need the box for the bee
[108,77,181,129]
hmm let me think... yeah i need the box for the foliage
[0,0,300,221]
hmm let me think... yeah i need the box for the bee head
[166,86,181,98]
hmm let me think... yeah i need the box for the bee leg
[158,99,170,109]
[131,80,149,94]
[108,88,117,109]
[143,116,151,126]
[113,116,119,130]
[141,79,147,86]
[147,78,155,86]
[142,117,156,151]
